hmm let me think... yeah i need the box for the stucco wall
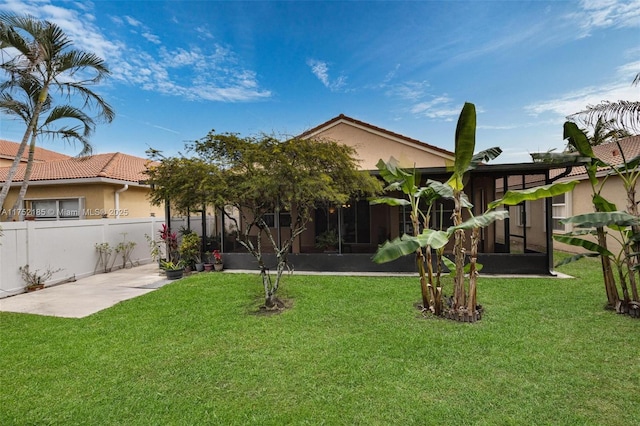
[554,175,639,254]
[312,122,452,170]
[1,182,164,221]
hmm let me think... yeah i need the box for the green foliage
[150,132,381,306]
[0,14,113,210]
[145,156,215,215]
[373,230,449,264]
[2,264,639,424]
[488,181,579,209]
[448,102,476,191]
[315,229,341,251]
[179,233,202,264]
[553,233,614,257]
[160,259,186,270]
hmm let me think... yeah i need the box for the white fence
[0,215,221,298]
[0,218,163,298]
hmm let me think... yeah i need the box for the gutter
[115,184,129,219]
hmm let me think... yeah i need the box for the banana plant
[372,102,579,319]
[555,211,640,311]
[557,122,640,310]
[371,157,451,314]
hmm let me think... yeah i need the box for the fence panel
[0,217,161,298]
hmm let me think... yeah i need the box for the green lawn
[1,254,639,425]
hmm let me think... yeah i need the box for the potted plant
[159,224,178,266]
[160,259,186,280]
[203,251,214,271]
[315,229,341,252]
[19,264,62,292]
[179,232,202,271]
[212,249,223,271]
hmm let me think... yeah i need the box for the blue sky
[0,0,638,164]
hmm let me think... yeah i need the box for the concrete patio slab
[0,263,171,318]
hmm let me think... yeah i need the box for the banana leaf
[554,252,600,267]
[553,233,614,256]
[488,181,578,209]
[561,211,640,229]
[415,229,450,250]
[592,194,617,212]
[372,234,421,263]
[372,228,451,263]
[448,102,476,191]
[447,210,509,234]
[441,255,483,275]
[467,146,502,171]
[370,196,411,207]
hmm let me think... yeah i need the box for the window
[342,200,370,243]
[26,198,83,220]
[516,201,531,227]
[399,199,453,235]
[551,194,567,232]
[261,211,291,228]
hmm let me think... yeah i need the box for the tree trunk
[625,184,640,301]
[596,227,619,307]
[0,88,47,211]
[9,132,37,220]
[416,250,431,311]
[412,213,431,310]
[467,227,479,312]
[452,191,466,310]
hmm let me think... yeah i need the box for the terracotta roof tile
[0,152,153,183]
[0,139,71,162]
[557,136,640,179]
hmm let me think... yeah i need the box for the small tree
[149,132,381,308]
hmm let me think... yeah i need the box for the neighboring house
[0,140,163,221]
[221,114,569,275]
[552,136,640,254]
[0,139,70,166]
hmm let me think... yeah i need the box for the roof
[0,139,71,163]
[298,113,455,159]
[560,136,640,179]
[0,152,152,184]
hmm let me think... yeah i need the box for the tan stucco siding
[312,123,451,170]
[554,176,638,254]
[1,182,163,221]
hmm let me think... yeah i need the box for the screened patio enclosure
[213,162,579,275]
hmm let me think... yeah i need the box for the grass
[1,254,639,425]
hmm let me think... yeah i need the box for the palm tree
[0,76,94,218]
[565,117,632,152]
[0,14,114,213]
[568,72,640,134]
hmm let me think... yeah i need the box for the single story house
[216,114,579,275]
[0,140,163,221]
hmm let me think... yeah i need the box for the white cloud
[386,81,430,101]
[525,59,640,119]
[307,59,347,92]
[571,0,640,37]
[124,15,143,27]
[396,93,458,121]
[0,0,272,103]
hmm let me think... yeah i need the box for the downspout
[115,184,129,219]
